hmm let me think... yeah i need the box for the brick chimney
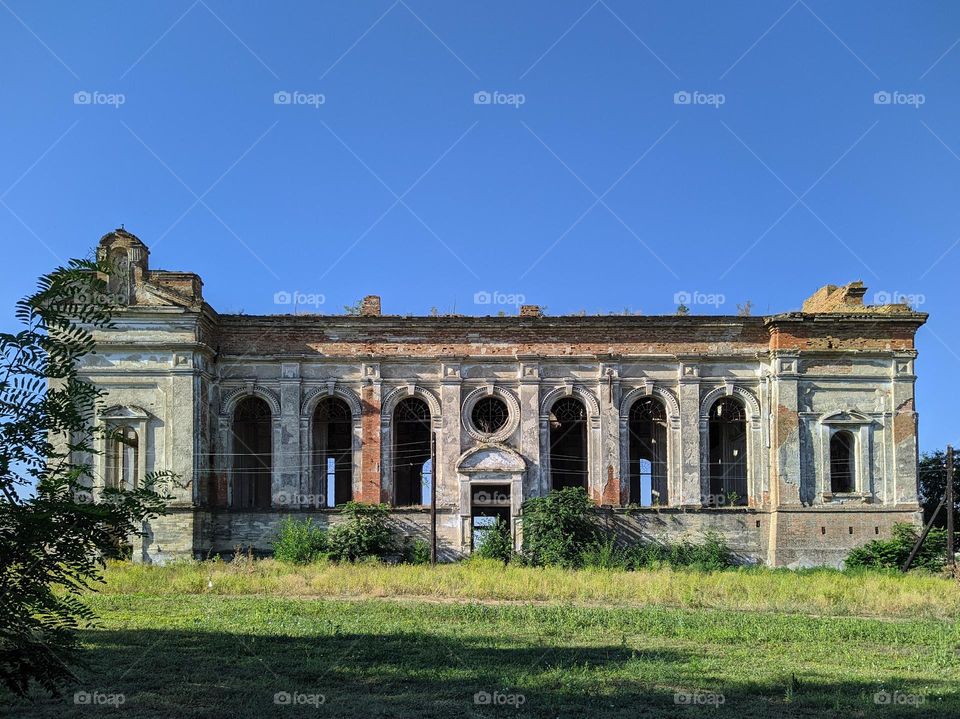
[360,295,381,316]
[519,305,543,318]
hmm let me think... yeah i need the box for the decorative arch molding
[699,383,761,423]
[219,384,281,417]
[619,383,680,427]
[461,385,521,443]
[300,383,362,419]
[381,384,442,424]
[539,384,600,420]
[100,404,152,421]
[456,443,527,474]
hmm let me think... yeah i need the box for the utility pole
[430,430,437,566]
[947,445,955,569]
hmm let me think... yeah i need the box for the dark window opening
[830,431,856,493]
[550,397,587,490]
[106,425,138,491]
[313,397,352,507]
[232,397,272,509]
[471,396,509,435]
[394,397,432,506]
[707,397,748,506]
[628,397,668,506]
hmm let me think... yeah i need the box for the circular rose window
[471,396,509,435]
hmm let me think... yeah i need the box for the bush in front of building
[273,517,329,564]
[474,517,515,564]
[845,523,948,572]
[520,487,601,568]
[578,533,733,571]
[326,501,396,563]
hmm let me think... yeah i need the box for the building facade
[82,229,927,567]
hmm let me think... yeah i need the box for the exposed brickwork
[360,386,382,504]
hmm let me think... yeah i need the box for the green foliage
[845,523,947,571]
[272,518,329,564]
[401,537,431,565]
[0,257,175,696]
[918,450,960,527]
[474,517,514,563]
[579,532,734,571]
[327,501,395,563]
[520,487,600,568]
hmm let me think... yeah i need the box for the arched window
[106,426,138,490]
[549,397,587,490]
[312,397,352,507]
[830,431,856,493]
[393,397,432,506]
[232,397,272,508]
[707,397,747,506]
[628,397,667,506]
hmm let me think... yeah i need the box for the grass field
[6,560,960,718]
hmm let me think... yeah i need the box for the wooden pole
[947,445,955,569]
[430,430,437,566]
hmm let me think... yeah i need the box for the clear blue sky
[1,1,957,453]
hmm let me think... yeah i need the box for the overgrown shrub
[327,501,395,563]
[520,487,600,567]
[845,523,947,571]
[273,517,328,564]
[579,532,734,571]
[474,517,514,564]
[401,537,431,565]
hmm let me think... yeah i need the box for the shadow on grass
[4,627,956,719]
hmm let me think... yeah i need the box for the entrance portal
[470,483,511,551]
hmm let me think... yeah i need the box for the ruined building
[83,228,927,567]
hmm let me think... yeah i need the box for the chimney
[519,305,543,318]
[360,295,381,316]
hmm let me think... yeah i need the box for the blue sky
[0,1,957,453]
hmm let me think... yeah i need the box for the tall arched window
[549,397,587,490]
[312,397,352,507]
[628,397,667,506]
[232,397,272,509]
[106,426,138,490]
[830,431,856,493]
[707,397,747,506]
[393,397,432,507]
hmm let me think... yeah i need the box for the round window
[471,396,509,435]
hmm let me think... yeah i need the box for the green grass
[6,561,960,718]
